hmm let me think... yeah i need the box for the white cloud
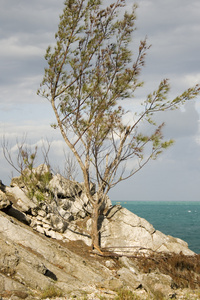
[154,101,199,139]
[0,37,44,58]
[183,74,200,87]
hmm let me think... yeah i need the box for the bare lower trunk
[91,203,101,252]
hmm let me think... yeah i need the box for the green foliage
[35,170,52,187]
[24,169,52,203]
[18,148,53,203]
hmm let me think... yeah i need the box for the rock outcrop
[0,166,199,299]
[1,165,194,256]
[101,206,194,256]
[0,211,116,299]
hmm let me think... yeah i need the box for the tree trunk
[91,202,102,253]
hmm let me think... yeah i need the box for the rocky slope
[0,165,199,299]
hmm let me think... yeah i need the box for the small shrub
[41,285,63,299]
[34,190,46,202]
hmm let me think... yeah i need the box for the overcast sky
[0,0,200,201]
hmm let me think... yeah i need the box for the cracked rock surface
[0,167,195,256]
[0,167,198,299]
[101,206,194,256]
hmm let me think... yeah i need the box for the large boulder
[49,174,82,198]
[100,206,194,256]
[101,206,155,251]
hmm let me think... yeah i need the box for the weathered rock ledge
[0,166,199,299]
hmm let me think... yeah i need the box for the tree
[38,0,200,251]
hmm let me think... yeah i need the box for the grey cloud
[134,0,200,81]
[136,0,200,36]
[154,101,199,139]
[0,0,63,36]
[0,57,44,87]
[0,0,64,90]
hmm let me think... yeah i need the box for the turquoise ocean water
[112,201,200,254]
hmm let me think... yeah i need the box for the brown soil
[60,239,200,290]
[58,239,122,270]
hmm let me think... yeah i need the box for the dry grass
[40,285,64,299]
[114,288,142,300]
[132,252,200,289]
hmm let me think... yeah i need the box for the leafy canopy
[38,0,200,196]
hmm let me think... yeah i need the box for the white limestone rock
[101,206,195,256]
[0,190,11,209]
[6,186,37,213]
[46,229,64,240]
[49,174,82,198]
